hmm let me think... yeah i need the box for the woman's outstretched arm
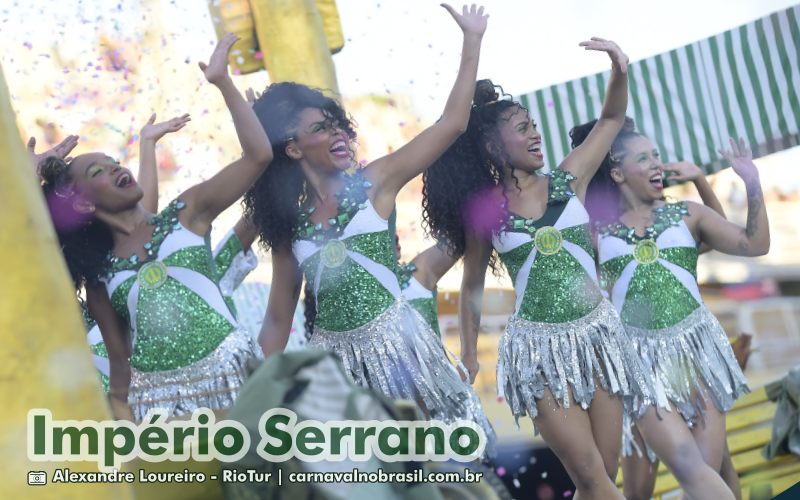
[562,38,629,198]
[367,4,488,214]
[138,112,191,212]
[183,33,273,233]
[691,138,769,256]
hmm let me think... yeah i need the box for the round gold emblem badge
[534,226,563,255]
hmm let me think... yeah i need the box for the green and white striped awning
[518,4,800,174]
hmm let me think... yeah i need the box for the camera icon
[28,471,47,486]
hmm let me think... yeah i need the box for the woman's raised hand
[198,33,239,85]
[579,37,629,74]
[441,3,488,38]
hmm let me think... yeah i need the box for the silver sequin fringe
[128,328,263,422]
[309,299,497,456]
[622,306,749,458]
[496,299,653,425]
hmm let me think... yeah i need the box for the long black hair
[569,117,641,227]
[242,82,357,337]
[422,79,524,270]
[39,156,113,289]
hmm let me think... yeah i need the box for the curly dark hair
[242,82,357,337]
[39,156,113,289]
[569,116,640,227]
[243,82,356,250]
[422,79,526,270]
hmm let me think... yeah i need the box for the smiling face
[491,106,545,173]
[612,135,664,202]
[67,153,143,213]
[285,107,354,172]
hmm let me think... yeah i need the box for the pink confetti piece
[495,466,506,477]
[563,491,573,497]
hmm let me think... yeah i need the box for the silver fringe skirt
[497,299,652,424]
[308,299,497,455]
[128,328,263,422]
[622,306,749,457]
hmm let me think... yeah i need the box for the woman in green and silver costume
[28,111,191,397]
[41,34,274,421]
[244,5,495,451]
[585,122,769,499]
[574,120,743,500]
[86,218,305,389]
[84,167,259,395]
[84,216,261,394]
[424,40,654,499]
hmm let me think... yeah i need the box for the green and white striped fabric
[518,5,800,174]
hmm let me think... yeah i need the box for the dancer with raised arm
[244,4,495,448]
[424,39,653,499]
[574,118,743,500]
[39,34,273,420]
[580,121,767,499]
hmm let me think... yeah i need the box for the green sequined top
[87,226,253,385]
[493,169,603,324]
[100,199,242,372]
[398,262,441,336]
[598,202,702,330]
[293,172,402,332]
